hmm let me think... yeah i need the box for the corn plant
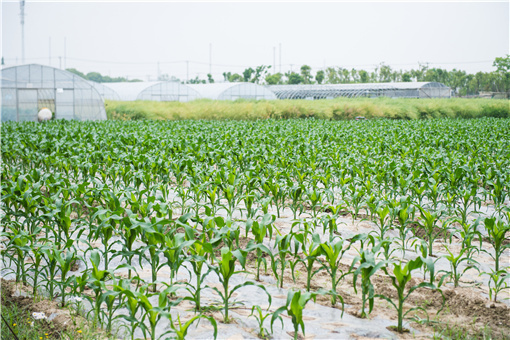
[207,247,271,323]
[351,235,386,318]
[319,236,350,306]
[168,313,218,340]
[293,232,324,292]
[273,234,294,289]
[184,238,214,312]
[376,257,443,333]
[271,289,317,340]
[249,305,274,340]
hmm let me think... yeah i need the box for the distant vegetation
[70,55,509,96]
[66,68,142,83]
[105,98,509,121]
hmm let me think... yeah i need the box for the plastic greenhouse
[103,81,202,102]
[268,82,451,100]
[88,81,122,101]
[188,83,277,100]
[1,64,107,122]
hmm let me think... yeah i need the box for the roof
[188,82,277,100]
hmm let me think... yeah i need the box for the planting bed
[1,118,509,339]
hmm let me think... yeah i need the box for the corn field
[2,118,509,339]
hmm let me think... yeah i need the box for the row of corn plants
[2,118,509,338]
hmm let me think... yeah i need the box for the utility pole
[157,61,160,80]
[49,37,51,66]
[279,43,282,73]
[186,60,189,83]
[59,56,62,69]
[20,0,26,64]
[209,43,212,75]
[64,37,67,69]
[273,47,276,74]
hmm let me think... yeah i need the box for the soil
[1,279,107,339]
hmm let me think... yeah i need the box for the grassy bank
[105,97,509,121]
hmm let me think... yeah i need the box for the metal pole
[20,0,25,64]
[273,47,276,74]
[279,43,281,73]
[64,37,66,69]
[209,43,212,75]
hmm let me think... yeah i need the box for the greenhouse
[88,81,122,101]
[103,81,202,102]
[268,82,451,100]
[0,64,107,122]
[188,83,277,100]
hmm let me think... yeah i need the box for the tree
[207,73,215,83]
[326,67,340,84]
[243,68,255,82]
[315,70,325,84]
[300,65,313,84]
[493,55,510,94]
[402,72,412,82]
[253,65,271,84]
[286,72,304,85]
[359,70,370,83]
[266,73,284,85]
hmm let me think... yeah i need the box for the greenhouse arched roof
[267,82,451,99]
[88,81,122,101]
[188,83,277,100]
[103,81,202,102]
[137,82,202,102]
[1,64,106,121]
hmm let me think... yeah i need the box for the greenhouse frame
[88,81,122,101]
[188,83,277,100]
[103,81,202,102]
[1,64,107,122]
[268,82,451,100]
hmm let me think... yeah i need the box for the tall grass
[105,98,509,121]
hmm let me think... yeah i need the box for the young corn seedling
[351,235,387,318]
[249,305,273,340]
[440,244,479,288]
[137,284,183,340]
[207,247,271,323]
[294,232,324,292]
[168,313,218,340]
[274,234,294,289]
[271,289,317,340]
[184,240,214,312]
[319,236,350,306]
[376,257,443,333]
[248,213,277,281]
[415,206,448,257]
[481,217,510,302]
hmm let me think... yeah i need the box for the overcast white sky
[2,1,509,81]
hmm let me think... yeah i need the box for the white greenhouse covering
[88,81,122,101]
[268,82,451,100]
[188,83,277,100]
[103,81,202,102]
[1,64,107,122]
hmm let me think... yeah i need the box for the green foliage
[271,289,317,340]
[105,98,509,121]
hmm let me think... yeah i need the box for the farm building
[188,83,277,100]
[103,81,202,102]
[0,64,107,122]
[88,81,122,101]
[268,82,451,100]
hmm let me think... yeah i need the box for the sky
[2,1,509,82]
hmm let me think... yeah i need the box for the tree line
[67,55,509,97]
